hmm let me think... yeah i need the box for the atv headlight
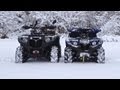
[22,38,28,43]
[92,41,97,45]
[73,41,78,46]
[45,37,51,42]
[39,37,42,39]
[30,37,33,39]
[21,36,28,43]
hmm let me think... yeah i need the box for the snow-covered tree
[0,11,120,38]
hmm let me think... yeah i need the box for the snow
[0,37,120,79]
[101,35,120,42]
[1,11,120,79]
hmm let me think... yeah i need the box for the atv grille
[29,39,42,48]
[36,40,42,47]
[80,44,90,50]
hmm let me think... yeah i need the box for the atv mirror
[52,20,57,24]
[92,29,101,33]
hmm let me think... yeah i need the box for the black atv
[64,28,105,63]
[15,21,61,63]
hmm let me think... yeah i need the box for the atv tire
[64,47,73,63]
[96,47,105,63]
[50,46,59,63]
[15,46,28,63]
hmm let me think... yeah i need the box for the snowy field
[0,37,120,79]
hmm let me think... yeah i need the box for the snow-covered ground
[0,37,120,79]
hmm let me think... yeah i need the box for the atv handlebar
[68,28,101,33]
[22,25,56,30]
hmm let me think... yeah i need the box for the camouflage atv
[15,20,61,63]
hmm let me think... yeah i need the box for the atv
[15,20,61,63]
[64,28,105,63]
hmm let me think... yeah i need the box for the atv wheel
[96,47,105,63]
[50,46,59,63]
[15,46,23,63]
[15,46,28,63]
[64,47,73,63]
